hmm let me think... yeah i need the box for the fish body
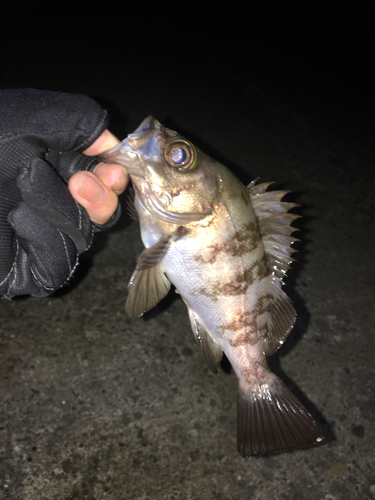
[100,116,323,456]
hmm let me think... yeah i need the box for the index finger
[83,129,120,156]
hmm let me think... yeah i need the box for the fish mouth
[128,116,161,153]
[99,116,175,218]
[98,115,162,176]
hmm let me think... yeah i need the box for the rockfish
[100,116,323,456]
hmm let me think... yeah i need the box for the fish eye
[164,139,198,170]
[171,147,187,164]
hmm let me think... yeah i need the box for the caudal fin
[237,374,323,456]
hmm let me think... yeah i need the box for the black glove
[0,88,110,299]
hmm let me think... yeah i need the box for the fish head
[99,116,221,224]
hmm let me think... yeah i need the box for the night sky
[2,4,373,148]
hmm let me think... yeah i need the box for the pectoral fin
[188,309,223,373]
[126,265,171,318]
[125,227,189,318]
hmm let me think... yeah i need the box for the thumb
[68,170,120,226]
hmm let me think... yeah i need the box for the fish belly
[161,202,267,384]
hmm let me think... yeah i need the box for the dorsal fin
[248,179,300,286]
[248,179,300,355]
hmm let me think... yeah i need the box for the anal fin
[262,281,297,356]
[188,309,223,373]
[237,374,323,456]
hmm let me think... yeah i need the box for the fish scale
[100,115,324,456]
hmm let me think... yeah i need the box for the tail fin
[237,374,323,456]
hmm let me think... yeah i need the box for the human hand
[69,129,129,225]
[0,88,126,299]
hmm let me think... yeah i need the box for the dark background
[2,3,374,143]
[1,3,375,499]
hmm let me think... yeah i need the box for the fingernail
[78,173,107,204]
[109,169,127,189]
[94,163,127,189]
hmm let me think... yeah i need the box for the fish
[99,116,324,456]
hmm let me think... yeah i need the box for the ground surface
[1,5,374,499]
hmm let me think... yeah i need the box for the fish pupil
[171,147,187,164]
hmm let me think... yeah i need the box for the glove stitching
[58,230,73,274]
[90,226,94,246]
[75,201,91,252]
[75,200,83,231]
[74,200,95,252]
[28,232,79,291]
[57,230,80,282]
[30,267,55,291]
[0,245,18,286]
[68,254,80,282]
[1,240,19,298]
[87,226,95,252]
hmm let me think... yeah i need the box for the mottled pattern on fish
[100,116,324,456]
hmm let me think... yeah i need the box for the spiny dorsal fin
[247,179,274,195]
[248,179,300,286]
[188,309,223,373]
